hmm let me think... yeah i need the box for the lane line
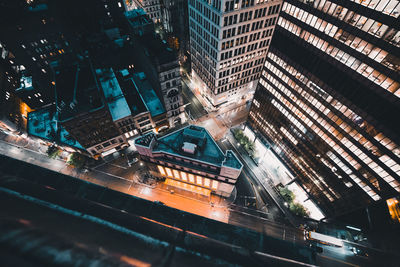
[92,169,132,182]
[319,254,359,267]
[108,163,128,170]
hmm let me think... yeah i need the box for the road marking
[108,163,128,170]
[92,169,132,182]
[319,254,359,267]
[93,162,107,169]
[128,180,134,191]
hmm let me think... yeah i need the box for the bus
[305,231,344,247]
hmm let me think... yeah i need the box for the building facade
[0,42,26,132]
[125,10,186,130]
[116,69,154,138]
[0,3,75,109]
[130,0,162,23]
[188,0,282,108]
[57,63,128,158]
[158,59,185,127]
[161,0,190,60]
[135,125,242,197]
[248,0,400,218]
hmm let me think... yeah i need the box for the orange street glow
[165,179,211,196]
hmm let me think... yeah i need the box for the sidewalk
[0,129,233,223]
[182,77,214,113]
[0,128,311,244]
[225,129,304,227]
[134,167,236,209]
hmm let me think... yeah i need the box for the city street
[1,0,399,265]
[181,76,294,224]
[0,76,395,266]
[0,135,386,266]
[181,78,208,120]
[0,116,394,266]
[0,129,307,243]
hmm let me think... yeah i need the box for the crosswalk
[219,104,248,119]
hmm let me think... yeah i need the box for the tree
[233,129,244,140]
[247,141,255,152]
[279,186,295,203]
[289,202,309,217]
[67,152,87,170]
[233,129,257,157]
[47,145,60,159]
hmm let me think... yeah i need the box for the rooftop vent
[183,127,207,149]
[138,72,146,80]
[121,69,130,77]
[182,142,196,154]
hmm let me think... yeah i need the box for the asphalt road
[181,79,207,120]
[0,137,301,237]
[217,138,286,222]
[0,89,396,266]
[0,190,230,267]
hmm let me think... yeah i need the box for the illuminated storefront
[157,165,218,193]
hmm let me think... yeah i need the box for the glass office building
[249,0,400,218]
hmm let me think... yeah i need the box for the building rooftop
[135,125,243,170]
[125,9,152,27]
[57,61,104,122]
[27,106,85,150]
[138,35,177,66]
[117,70,148,117]
[135,132,156,147]
[223,150,243,170]
[131,72,165,117]
[98,68,131,121]
[137,125,238,168]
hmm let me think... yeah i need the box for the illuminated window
[387,197,400,224]
[196,176,202,185]
[180,171,187,181]
[212,180,219,190]
[188,174,195,183]
[173,169,180,179]
[204,178,211,187]
[157,165,166,176]
[165,167,173,178]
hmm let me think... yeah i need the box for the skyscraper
[188,0,282,108]
[249,0,400,219]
